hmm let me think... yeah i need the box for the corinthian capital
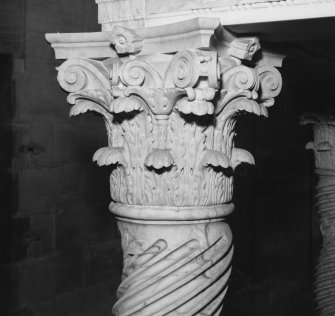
[48,19,282,315]
[56,47,281,208]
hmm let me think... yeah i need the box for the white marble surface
[46,17,284,69]
[145,0,276,14]
[47,14,283,315]
[46,17,220,59]
[110,203,234,221]
[114,215,233,315]
[95,0,335,30]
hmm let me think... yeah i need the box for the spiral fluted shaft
[111,204,234,316]
[315,171,335,316]
[302,115,335,315]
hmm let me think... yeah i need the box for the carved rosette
[302,115,335,316]
[56,38,282,315]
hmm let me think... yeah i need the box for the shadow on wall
[0,54,14,316]
[223,71,317,315]
[0,1,124,315]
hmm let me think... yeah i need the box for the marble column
[302,115,335,316]
[48,21,282,315]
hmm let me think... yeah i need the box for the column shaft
[303,115,335,315]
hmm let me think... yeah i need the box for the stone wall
[0,1,316,315]
[0,1,123,315]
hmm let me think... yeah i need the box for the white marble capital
[47,19,282,315]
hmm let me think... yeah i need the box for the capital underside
[54,37,282,314]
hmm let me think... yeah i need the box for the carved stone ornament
[302,114,335,316]
[107,25,144,54]
[50,20,282,315]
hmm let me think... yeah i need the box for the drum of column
[111,204,233,316]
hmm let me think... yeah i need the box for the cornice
[46,17,284,67]
[46,18,221,59]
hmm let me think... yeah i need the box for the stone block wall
[0,1,123,315]
[0,1,316,315]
